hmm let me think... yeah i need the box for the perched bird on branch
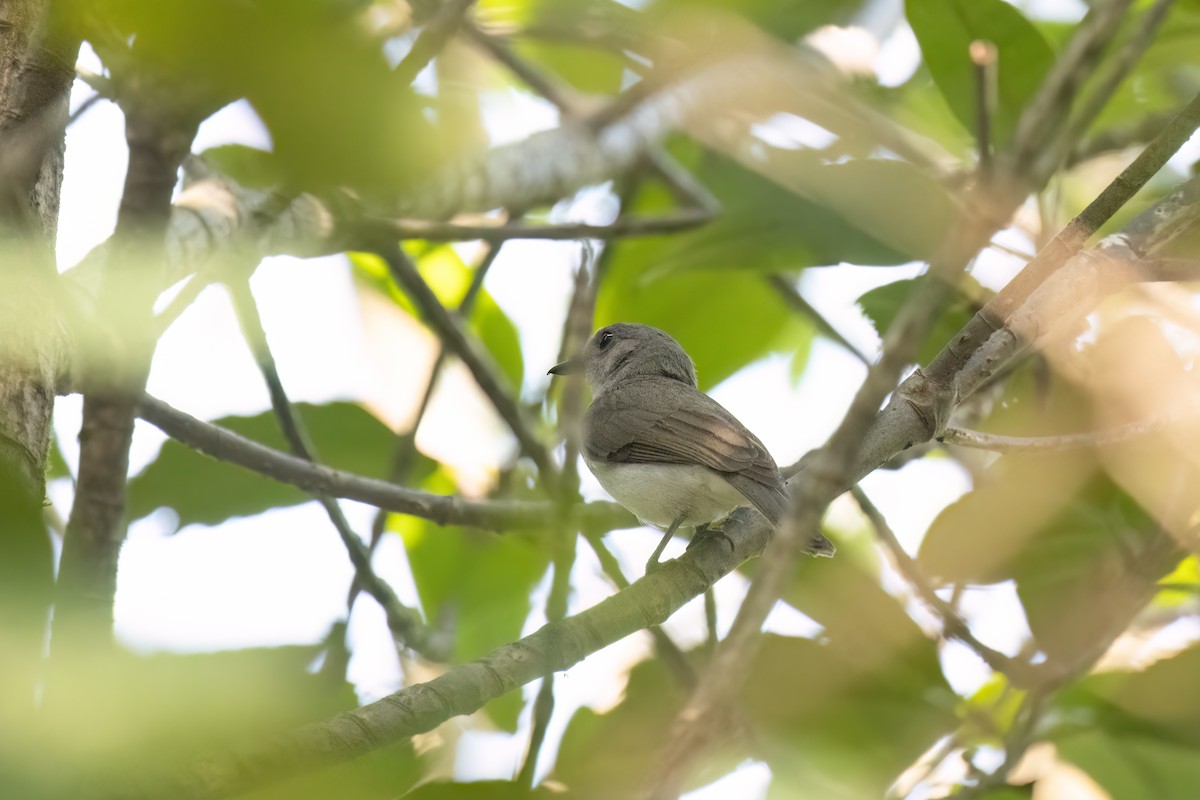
[550,322,835,571]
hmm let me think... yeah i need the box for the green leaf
[555,656,739,796]
[127,402,432,527]
[857,276,980,364]
[1057,730,1200,800]
[918,451,1097,586]
[762,555,957,796]
[101,0,446,195]
[200,144,281,190]
[395,470,550,729]
[1067,644,1200,749]
[906,0,1055,147]
[648,0,873,41]
[350,248,525,390]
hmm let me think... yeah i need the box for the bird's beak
[548,358,579,376]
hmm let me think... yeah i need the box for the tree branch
[54,73,201,655]
[133,394,631,533]
[367,209,715,242]
[227,278,441,658]
[99,506,774,800]
[373,241,560,487]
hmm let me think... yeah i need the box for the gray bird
[549,322,835,568]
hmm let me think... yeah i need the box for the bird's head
[548,323,697,395]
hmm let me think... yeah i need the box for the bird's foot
[686,523,736,554]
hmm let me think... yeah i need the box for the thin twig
[970,40,997,174]
[767,274,871,365]
[376,242,560,488]
[226,278,442,657]
[135,393,635,532]
[371,208,716,242]
[850,486,1035,685]
[941,406,1195,453]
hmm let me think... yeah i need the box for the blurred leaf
[35,645,395,791]
[763,555,957,796]
[98,0,446,195]
[857,276,980,364]
[648,0,872,41]
[402,780,562,799]
[596,147,900,389]
[906,0,1055,147]
[1067,644,1200,749]
[960,675,1025,746]
[1057,730,1200,800]
[1086,10,1200,137]
[200,144,281,190]
[245,740,424,800]
[394,470,550,729]
[128,402,432,527]
[517,41,627,95]
[554,656,740,797]
[918,452,1097,586]
[350,249,525,389]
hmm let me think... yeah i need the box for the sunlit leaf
[350,248,525,389]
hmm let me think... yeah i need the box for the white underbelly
[584,457,747,530]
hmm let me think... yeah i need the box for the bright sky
[47,3,1109,794]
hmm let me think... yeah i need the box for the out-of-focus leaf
[555,656,741,797]
[394,470,549,729]
[402,780,562,799]
[763,555,957,796]
[596,148,902,389]
[1086,10,1200,137]
[127,402,432,527]
[918,452,1096,586]
[200,144,281,190]
[350,248,525,389]
[648,0,871,41]
[33,645,414,794]
[1056,730,1200,800]
[857,276,980,364]
[1067,644,1200,749]
[906,0,1055,147]
[98,0,447,196]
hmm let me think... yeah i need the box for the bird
[548,322,835,570]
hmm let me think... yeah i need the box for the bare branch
[134,394,631,533]
[942,404,1198,454]
[368,208,715,242]
[227,278,441,658]
[374,242,559,486]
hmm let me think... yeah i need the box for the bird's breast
[583,456,747,530]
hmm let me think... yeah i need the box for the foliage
[6,0,1200,799]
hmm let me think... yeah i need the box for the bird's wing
[585,378,789,524]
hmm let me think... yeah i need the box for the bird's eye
[598,331,615,350]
